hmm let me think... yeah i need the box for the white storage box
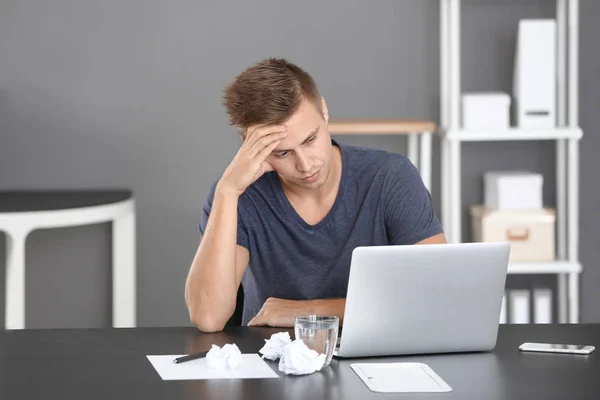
[513,20,556,128]
[484,171,543,210]
[462,92,511,130]
[470,205,555,262]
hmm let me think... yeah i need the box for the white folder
[533,288,553,324]
[509,290,530,324]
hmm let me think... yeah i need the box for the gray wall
[0,0,598,328]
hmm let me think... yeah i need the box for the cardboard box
[470,205,555,262]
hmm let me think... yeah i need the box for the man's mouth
[300,169,320,183]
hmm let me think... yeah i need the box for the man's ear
[321,96,329,123]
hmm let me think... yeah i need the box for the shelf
[439,0,582,323]
[328,119,436,135]
[507,261,582,275]
[442,127,582,142]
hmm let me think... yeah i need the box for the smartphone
[519,342,595,355]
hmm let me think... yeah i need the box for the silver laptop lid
[337,242,510,358]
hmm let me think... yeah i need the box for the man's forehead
[274,125,319,152]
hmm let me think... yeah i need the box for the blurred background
[0,0,598,329]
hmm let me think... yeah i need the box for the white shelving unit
[439,0,582,323]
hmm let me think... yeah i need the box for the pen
[173,350,209,364]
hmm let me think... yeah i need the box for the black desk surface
[1,324,598,400]
[0,190,132,212]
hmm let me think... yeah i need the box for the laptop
[334,242,510,358]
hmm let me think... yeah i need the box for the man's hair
[222,58,323,138]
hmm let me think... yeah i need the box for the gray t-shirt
[199,140,443,325]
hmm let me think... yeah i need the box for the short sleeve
[199,181,250,250]
[382,157,443,245]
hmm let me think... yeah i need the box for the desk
[0,190,136,330]
[1,324,597,399]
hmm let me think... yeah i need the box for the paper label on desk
[146,354,280,380]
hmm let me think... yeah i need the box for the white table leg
[407,134,419,170]
[112,210,136,327]
[568,272,579,323]
[5,231,29,330]
[558,274,568,323]
[419,132,432,194]
[449,140,461,244]
[441,139,450,234]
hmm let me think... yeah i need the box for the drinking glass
[294,315,339,367]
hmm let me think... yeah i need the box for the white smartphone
[519,342,595,355]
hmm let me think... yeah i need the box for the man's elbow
[190,317,225,333]
[185,285,236,332]
[188,302,236,333]
[190,311,227,333]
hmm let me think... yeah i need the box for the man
[185,58,446,333]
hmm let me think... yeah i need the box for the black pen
[173,351,209,364]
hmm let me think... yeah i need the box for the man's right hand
[217,124,287,196]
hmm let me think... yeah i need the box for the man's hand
[247,297,313,328]
[218,124,287,196]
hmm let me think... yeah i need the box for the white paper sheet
[350,362,452,393]
[146,354,280,380]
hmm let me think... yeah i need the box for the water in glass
[294,315,339,367]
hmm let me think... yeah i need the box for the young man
[185,58,446,332]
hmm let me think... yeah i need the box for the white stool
[0,190,136,330]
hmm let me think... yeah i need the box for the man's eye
[306,136,316,143]
[275,151,289,158]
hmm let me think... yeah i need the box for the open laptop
[334,242,510,358]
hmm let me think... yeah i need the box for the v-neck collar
[271,140,348,231]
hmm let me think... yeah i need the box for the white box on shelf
[462,92,510,130]
[513,19,556,128]
[484,171,543,210]
[470,205,555,262]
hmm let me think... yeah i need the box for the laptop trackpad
[350,363,452,393]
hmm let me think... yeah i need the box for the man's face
[266,97,332,190]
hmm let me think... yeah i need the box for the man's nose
[295,150,313,173]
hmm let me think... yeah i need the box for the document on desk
[146,354,280,380]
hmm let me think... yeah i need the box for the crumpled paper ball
[206,343,243,371]
[277,339,326,375]
[259,332,292,360]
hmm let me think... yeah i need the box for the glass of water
[294,315,339,367]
